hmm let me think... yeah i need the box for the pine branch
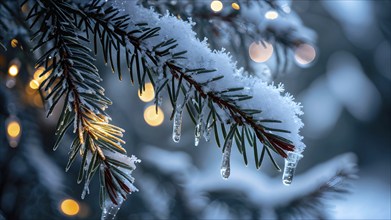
[25,0,138,207]
[74,0,297,170]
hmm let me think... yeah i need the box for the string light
[210,0,223,13]
[249,41,274,63]
[144,105,164,127]
[138,82,155,102]
[60,199,80,216]
[6,116,22,148]
[10,39,18,48]
[29,79,40,90]
[231,2,240,10]
[8,64,19,77]
[294,43,316,66]
[265,10,279,20]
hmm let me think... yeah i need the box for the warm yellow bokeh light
[249,41,274,63]
[11,39,18,48]
[60,199,80,216]
[231,2,240,10]
[144,105,164,127]
[29,79,40,90]
[34,67,45,80]
[7,121,21,138]
[138,82,155,102]
[265,10,279,20]
[8,64,19,77]
[294,43,316,66]
[210,0,223,12]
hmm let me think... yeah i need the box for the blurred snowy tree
[0,0,364,219]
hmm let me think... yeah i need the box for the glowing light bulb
[249,41,274,63]
[29,79,40,90]
[6,116,22,148]
[210,0,223,12]
[11,39,18,48]
[231,2,240,10]
[294,43,316,67]
[265,10,279,20]
[138,82,155,102]
[60,199,80,216]
[144,105,164,126]
[8,64,19,77]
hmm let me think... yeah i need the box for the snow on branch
[122,1,305,152]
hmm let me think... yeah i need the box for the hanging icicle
[203,121,212,142]
[282,151,303,185]
[194,98,208,146]
[194,117,202,146]
[220,135,233,179]
[172,104,183,143]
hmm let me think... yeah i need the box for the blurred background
[0,0,390,219]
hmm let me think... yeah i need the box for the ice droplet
[282,151,303,186]
[172,104,183,143]
[101,199,123,220]
[220,137,233,179]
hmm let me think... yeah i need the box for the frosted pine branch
[25,0,139,209]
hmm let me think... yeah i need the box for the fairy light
[210,0,223,13]
[144,105,164,127]
[138,82,155,102]
[60,199,80,216]
[8,64,19,77]
[6,116,22,148]
[7,121,21,138]
[294,43,316,66]
[265,10,279,20]
[10,39,18,48]
[231,2,240,10]
[249,41,274,63]
[29,79,40,90]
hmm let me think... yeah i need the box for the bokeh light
[231,2,240,10]
[11,39,18,48]
[60,199,80,216]
[29,79,39,90]
[8,64,19,77]
[210,1,223,13]
[249,41,274,63]
[138,82,155,102]
[144,105,164,127]
[7,121,21,138]
[294,43,317,66]
[265,10,279,20]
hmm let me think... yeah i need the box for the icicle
[81,178,91,199]
[101,198,123,220]
[194,98,208,146]
[172,104,183,143]
[220,136,233,179]
[282,151,303,186]
[194,117,202,146]
[203,122,212,142]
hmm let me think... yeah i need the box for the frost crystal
[282,151,303,185]
[101,198,123,220]
[220,136,233,179]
